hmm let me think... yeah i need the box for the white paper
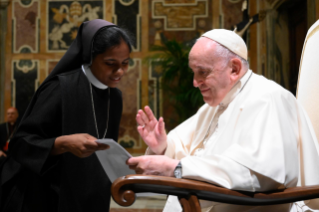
[95,139,165,197]
[95,138,135,182]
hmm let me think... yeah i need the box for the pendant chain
[89,83,110,139]
[202,110,218,142]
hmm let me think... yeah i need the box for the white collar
[82,64,108,90]
[219,69,252,107]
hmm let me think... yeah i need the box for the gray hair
[213,41,249,70]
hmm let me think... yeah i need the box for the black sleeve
[0,123,7,150]
[9,79,62,176]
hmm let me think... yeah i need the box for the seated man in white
[127,29,319,212]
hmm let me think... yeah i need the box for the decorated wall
[1,0,319,155]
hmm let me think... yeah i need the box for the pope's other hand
[127,155,180,177]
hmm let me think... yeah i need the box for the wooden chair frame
[111,175,319,212]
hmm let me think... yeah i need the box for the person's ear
[230,58,242,81]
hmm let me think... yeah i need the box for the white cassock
[156,70,319,212]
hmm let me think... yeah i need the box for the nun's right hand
[51,134,107,158]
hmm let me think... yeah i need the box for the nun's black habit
[0,19,123,212]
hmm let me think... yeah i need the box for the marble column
[0,0,10,122]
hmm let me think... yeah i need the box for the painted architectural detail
[148,60,162,119]
[197,19,207,35]
[265,0,287,10]
[117,59,141,148]
[47,0,104,51]
[152,0,208,31]
[221,0,243,30]
[0,0,10,9]
[153,20,163,46]
[46,59,59,76]
[113,0,141,51]
[119,135,136,148]
[164,0,197,3]
[12,0,40,53]
[118,0,135,6]
[228,0,242,3]
[11,60,39,116]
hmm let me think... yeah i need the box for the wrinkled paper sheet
[96,138,135,182]
[95,139,164,197]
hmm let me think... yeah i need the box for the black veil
[45,19,116,84]
[22,19,116,124]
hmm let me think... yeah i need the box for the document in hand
[95,139,135,182]
[96,139,164,197]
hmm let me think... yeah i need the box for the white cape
[163,72,319,212]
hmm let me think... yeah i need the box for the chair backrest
[296,20,319,209]
[297,20,319,140]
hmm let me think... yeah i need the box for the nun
[0,19,132,212]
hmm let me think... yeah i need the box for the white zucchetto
[201,29,248,60]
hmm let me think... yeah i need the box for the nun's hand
[0,150,7,157]
[52,134,109,158]
[136,106,167,155]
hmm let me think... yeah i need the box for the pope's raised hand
[136,106,167,155]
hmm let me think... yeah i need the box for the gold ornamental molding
[152,0,208,31]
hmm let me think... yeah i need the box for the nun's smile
[90,39,130,88]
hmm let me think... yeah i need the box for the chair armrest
[111,174,319,206]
